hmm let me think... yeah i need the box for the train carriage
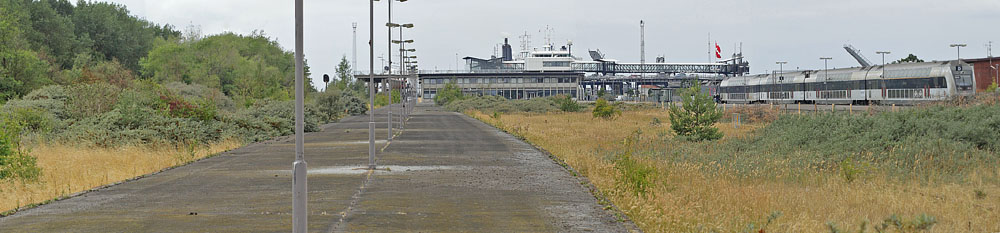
[720,61,976,105]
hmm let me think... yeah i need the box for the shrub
[0,112,41,182]
[4,86,71,121]
[987,82,998,92]
[513,97,559,113]
[165,82,234,110]
[554,94,583,112]
[374,92,391,108]
[445,95,515,113]
[668,84,722,141]
[434,82,464,106]
[592,98,622,119]
[445,95,560,113]
[67,82,121,119]
[314,88,346,121]
[58,108,221,147]
[339,91,368,116]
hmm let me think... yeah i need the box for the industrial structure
[417,36,750,101]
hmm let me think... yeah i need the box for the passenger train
[719,61,976,105]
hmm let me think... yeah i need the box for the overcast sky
[100,0,999,88]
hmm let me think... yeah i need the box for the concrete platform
[0,103,635,232]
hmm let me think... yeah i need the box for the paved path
[0,103,634,232]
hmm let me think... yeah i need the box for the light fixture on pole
[292,0,307,231]
[776,61,787,82]
[876,51,890,78]
[950,44,967,61]
[875,51,890,98]
[376,0,410,141]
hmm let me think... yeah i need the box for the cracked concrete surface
[0,103,636,232]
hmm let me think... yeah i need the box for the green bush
[554,94,583,112]
[0,112,41,182]
[592,98,622,119]
[4,85,71,121]
[315,88,368,122]
[445,95,514,113]
[159,93,217,122]
[512,97,559,113]
[444,95,560,113]
[668,84,722,141]
[68,82,121,119]
[340,91,368,116]
[314,88,346,121]
[58,108,221,147]
[165,82,234,110]
[434,82,464,106]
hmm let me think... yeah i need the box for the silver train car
[719,61,976,105]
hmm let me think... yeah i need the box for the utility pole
[291,0,307,231]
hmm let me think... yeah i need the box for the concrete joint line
[330,170,376,233]
[380,141,392,152]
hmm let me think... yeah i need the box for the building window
[542,61,571,67]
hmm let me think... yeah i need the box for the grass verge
[468,103,1000,232]
[0,140,243,215]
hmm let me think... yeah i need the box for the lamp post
[388,23,414,74]
[876,51,890,99]
[292,0,307,231]
[820,57,832,99]
[368,0,377,171]
[775,62,787,99]
[376,0,409,141]
[950,44,967,61]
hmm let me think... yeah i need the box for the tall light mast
[640,20,645,76]
[352,22,358,74]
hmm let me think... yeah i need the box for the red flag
[715,43,722,59]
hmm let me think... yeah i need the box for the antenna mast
[352,22,357,74]
[518,31,532,60]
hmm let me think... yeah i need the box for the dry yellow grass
[0,140,243,214]
[469,109,1000,233]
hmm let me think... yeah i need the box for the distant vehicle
[719,61,975,105]
[615,95,624,101]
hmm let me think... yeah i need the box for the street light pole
[876,51,890,99]
[292,0,307,232]
[820,57,832,99]
[950,44,967,61]
[369,0,377,170]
